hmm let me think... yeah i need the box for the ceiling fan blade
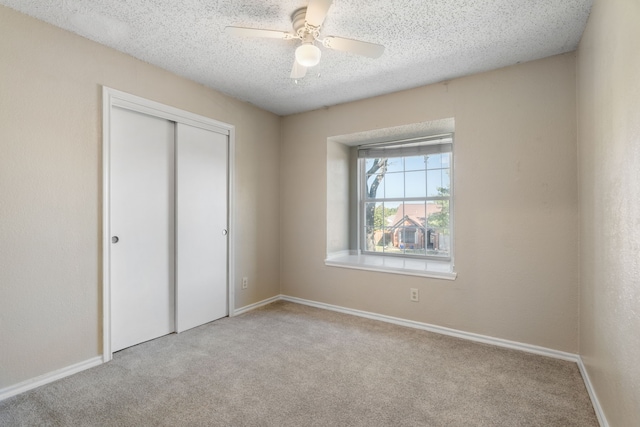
[324,36,385,58]
[225,26,291,39]
[290,60,307,79]
[305,0,333,27]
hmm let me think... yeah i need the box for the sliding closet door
[175,123,228,332]
[110,107,175,352]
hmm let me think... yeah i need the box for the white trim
[325,249,357,258]
[577,357,609,427]
[0,357,102,402]
[102,86,235,362]
[232,295,282,316]
[227,126,236,320]
[280,295,578,362]
[102,88,113,361]
[106,88,230,135]
[325,253,457,280]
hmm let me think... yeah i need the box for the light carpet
[0,301,598,426]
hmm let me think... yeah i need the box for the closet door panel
[175,123,228,332]
[110,107,175,352]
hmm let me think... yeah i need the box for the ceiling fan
[225,0,385,79]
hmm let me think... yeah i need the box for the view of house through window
[359,135,453,259]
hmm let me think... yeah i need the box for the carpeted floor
[0,301,598,426]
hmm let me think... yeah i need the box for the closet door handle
[111,236,119,244]
[222,229,228,236]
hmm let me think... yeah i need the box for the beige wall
[9,4,640,420]
[0,6,280,389]
[281,53,579,353]
[577,0,640,425]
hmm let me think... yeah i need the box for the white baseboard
[280,295,611,426]
[1,296,608,427]
[0,356,103,402]
[0,294,283,402]
[280,295,578,362]
[577,357,609,427]
[232,295,281,316]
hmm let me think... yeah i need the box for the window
[358,134,453,260]
[325,123,456,280]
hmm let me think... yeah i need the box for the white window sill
[324,252,457,280]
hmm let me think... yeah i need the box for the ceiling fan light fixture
[295,43,321,67]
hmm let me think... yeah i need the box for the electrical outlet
[410,288,419,302]
[242,277,248,289]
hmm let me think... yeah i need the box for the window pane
[441,170,451,194]
[426,200,449,229]
[365,158,377,171]
[427,153,445,170]
[404,155,426,171]
[366,174,385,199]
[364,202,377,228]
[426,228,450,257]
[441,153,451,168]
[406,246,426,256]
[427,169,443,197]
[405,170,426,198]
[404,226,426,256]
[384,172,404,198]
[402,202,426,226]
[394,227,425,256]
[382,201,401,228]
[382,203,399,254]
[364,202,387,252]
[400,203,425,254]
[363,227,375,252]
[385,157,404,173]
[426,199,450,258]
[386,202,403,229]
[393,228,406,253]
[382,201,400,253]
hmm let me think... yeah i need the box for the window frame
[357,134,454,262]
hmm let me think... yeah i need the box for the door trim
[102,87,236,362]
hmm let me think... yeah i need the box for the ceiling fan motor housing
[291,8,309,35]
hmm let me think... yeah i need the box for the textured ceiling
[1,0,593,116]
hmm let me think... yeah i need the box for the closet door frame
[102,87,236,362]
